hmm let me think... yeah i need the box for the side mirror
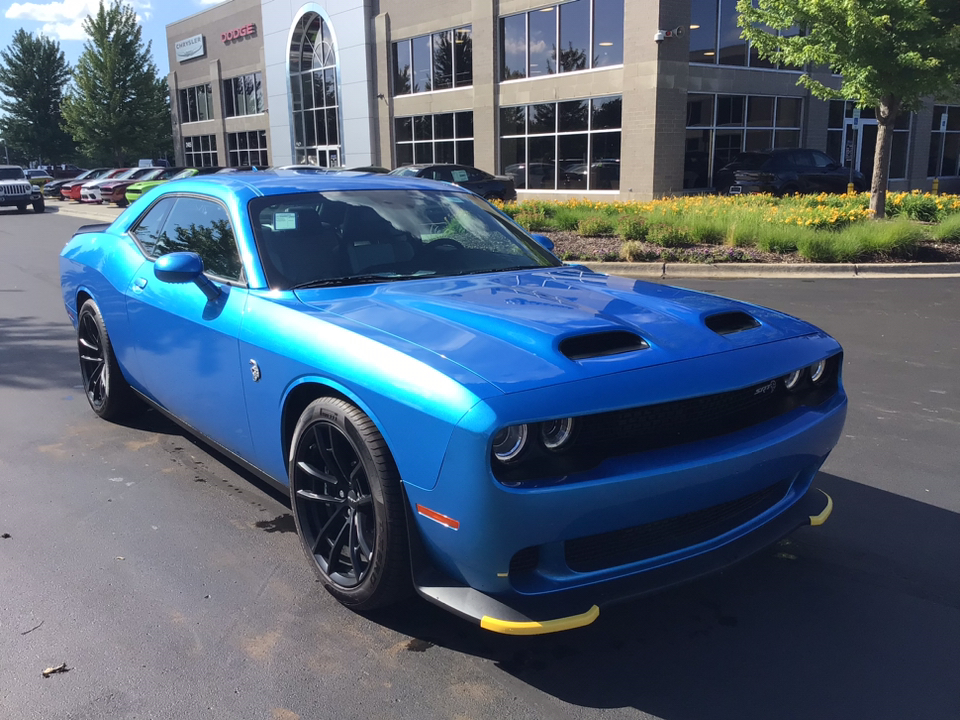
[531,233,555,252]
[154,252,221,301]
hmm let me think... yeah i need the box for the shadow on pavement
[0,316,81,390]
[370,472,960,720]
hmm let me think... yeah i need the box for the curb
[582,260,960,280]
[50,203,960,279]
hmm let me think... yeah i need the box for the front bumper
[80,187,102,202]
[403,335,847,633]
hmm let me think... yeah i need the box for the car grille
[563,477,793,573]
[0,181,31,195]
[493,354,841,486]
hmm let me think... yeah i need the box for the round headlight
[784,369,803,391]
[541,418,575,450]
[492,424,528,462]
[809,359,827,384]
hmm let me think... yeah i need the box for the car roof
[147,169,472,200]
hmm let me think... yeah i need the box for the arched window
[289,11,341,167]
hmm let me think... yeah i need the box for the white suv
[0,165,45,213]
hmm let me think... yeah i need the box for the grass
[495,191,960,262]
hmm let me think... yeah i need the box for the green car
[124,166,222,205]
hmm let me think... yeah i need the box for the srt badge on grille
[754,380,777,395]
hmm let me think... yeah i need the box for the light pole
[1,140,8,165]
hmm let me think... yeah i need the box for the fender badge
[249,359,261,382]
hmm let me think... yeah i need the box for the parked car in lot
[0,165,45,212]
[388,163,517,201]
[124,166,222,205]
[67,168,129,202]
[714,149,867,196]
[80,167,159,204]
[24,169,54,186]
[60,171,845,635]
[44,168,97,198]
[505,162,556,190]
[59,168,114,200]
[99,167,184,207]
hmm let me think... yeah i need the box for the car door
[124,194,253,458]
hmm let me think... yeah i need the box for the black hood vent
[560,331,648,361]
[705,311,760,336]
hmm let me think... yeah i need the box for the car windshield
[249,189,561,290]
[171,169,197,180]
[387,167,419,177]
[0,168,24,180]
[138,168,167,181]
[728,153,772,170]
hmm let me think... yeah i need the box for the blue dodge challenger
[60,171,846,635]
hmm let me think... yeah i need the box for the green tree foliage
[0,29,73,164]
[61,0,171,166]
[738,0,960,218]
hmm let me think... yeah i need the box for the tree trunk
[870,95,900,219]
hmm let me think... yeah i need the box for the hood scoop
[705,311,760,336]
[560,331,649,361]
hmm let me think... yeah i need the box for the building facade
[166,0,960,197]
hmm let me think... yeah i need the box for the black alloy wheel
[290,397,409,611]
[77,299,139,420]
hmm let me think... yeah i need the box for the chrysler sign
[175,34,205,63]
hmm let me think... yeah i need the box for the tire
[16,203,27,213]
[779,184,800,197]
[289,397,409,611]
[77,299,140,421]
[32,197,44,213]
[117,200,128,208]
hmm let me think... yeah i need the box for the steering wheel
[425,237,465,252]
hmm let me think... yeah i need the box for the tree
[61,0,171,166]
[738,0,960,217]
[0,29,73,165]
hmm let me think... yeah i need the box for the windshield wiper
[292,271,436,289]
[448,265,542,277]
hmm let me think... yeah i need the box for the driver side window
[142,196,244,282]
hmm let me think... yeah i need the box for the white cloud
[5,0,153,41]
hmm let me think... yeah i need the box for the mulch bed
[543,231,960,264]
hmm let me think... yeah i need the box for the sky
[1,0,229,78]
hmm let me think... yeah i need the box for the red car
[58,168,113,200]
[67,168,128,201]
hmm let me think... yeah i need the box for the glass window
[747,96,774,127]
[184,135,218,167]
[412,35,432,92]
[393,41,411,95]
[155,197,242,281]
[593,0,624,67]
[689,0,718,63]
[499,95,622,192]
[501,14,526,80]
[394,111,474,168]
[454,27,473,87]
[529,7,557,77]
[776,97,802,127]
[558,100,588,133]
[718,0,746,66]
[290,12,341,166]
[687,94,714,126]
[559,0,589,72]
[432,30,453,90]
[132,197,176,256]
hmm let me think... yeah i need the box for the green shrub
[514,212,549,231]
[551,207,583,231]
[577,215,616,236]
[796,234,837,262]
[616,215,647,241]
[646,223,689,247]
[755,224,803,253]
[828,218,926,261]
[931,213,960,244]
[890,193,941,222]
[621,242,660,262]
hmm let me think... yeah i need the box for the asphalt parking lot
[1,206,957,720]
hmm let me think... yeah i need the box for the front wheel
[77,299,140,420]
[32,197,44,213]
[289,397,410,611]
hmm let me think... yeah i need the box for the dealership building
[165,0,960,199]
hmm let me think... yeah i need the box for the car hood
[295,267,819,393]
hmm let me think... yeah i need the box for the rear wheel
[289,397,409,611]
[77,299,140,420]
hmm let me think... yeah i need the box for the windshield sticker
[451,170,469,182]
[275,212,297,230]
